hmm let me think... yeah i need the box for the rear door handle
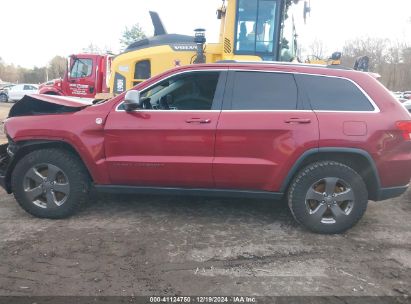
[186,118,211,124]
[284,118,311,124]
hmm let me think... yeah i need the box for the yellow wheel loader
[110,0,307,94]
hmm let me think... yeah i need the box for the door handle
[284,118,311,124]
[186,118,211,124]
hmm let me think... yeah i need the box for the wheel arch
[0,92,8,102]
[4,140,94,193]
[38,88,62,95]
[281,148,381,201]
[43,91,60,95]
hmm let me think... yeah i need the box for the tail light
[396,121,411,140]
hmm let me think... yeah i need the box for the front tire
[0,93,8,103]
[288,161,368,234]
[11,149,90,219]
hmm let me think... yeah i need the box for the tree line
[0,55,67,85]
[308,37,411,91]
[0,25,145,85]
[2,34,411,91]
[342,38,411,91]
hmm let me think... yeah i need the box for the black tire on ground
[11,149,90,219]
[0,93,7,103]
[287,161,368,234]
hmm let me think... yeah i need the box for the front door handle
[284,118,311,124]
[186,118,211,124]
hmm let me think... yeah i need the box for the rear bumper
[376,185,409,201]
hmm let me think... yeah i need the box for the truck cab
[38,54,113,99]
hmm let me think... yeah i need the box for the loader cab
[234,0,283,60]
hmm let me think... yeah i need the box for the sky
[1,0,411,68]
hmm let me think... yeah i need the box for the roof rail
[216,60,326,68]
[215,60,354,71]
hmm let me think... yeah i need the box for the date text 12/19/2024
[150,296,257,303]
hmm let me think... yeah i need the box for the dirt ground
[0,102,410,298]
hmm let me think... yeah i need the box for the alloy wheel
[305,177,355,224]
[23,163,70,209]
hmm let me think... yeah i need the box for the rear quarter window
[298,75,375,111]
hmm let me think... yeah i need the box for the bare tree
[343,37,389,71]
[82,43,104,54]
[307,39,327,59]
[341,37,411,90]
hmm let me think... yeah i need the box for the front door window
[121,71,221,111]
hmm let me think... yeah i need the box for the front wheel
[288,161,368,234]
[11,149,90,219]
[0,93,8,103]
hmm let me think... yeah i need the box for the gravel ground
[0,102,410,299]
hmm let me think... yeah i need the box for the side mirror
[67,58,72,79]
[67,55,76,79]
[124,90,140,112]
[216,9,223,20]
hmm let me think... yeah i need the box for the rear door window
[297,75,375,111]
[230,71,298,110]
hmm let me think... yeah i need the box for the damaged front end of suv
[0,94,92,194]
[0,135,20,193]
[8,94,88,118]
[0,143,10,190]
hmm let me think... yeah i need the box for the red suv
[1,62,410,234]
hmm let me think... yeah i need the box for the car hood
[9,94,90,118]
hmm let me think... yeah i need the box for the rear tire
[288,161,368,234]
[11,149,90,219]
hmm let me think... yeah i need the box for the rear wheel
[288,161,368,234]
[11,149,90,219]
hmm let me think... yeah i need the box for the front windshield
[235,0,279,57]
